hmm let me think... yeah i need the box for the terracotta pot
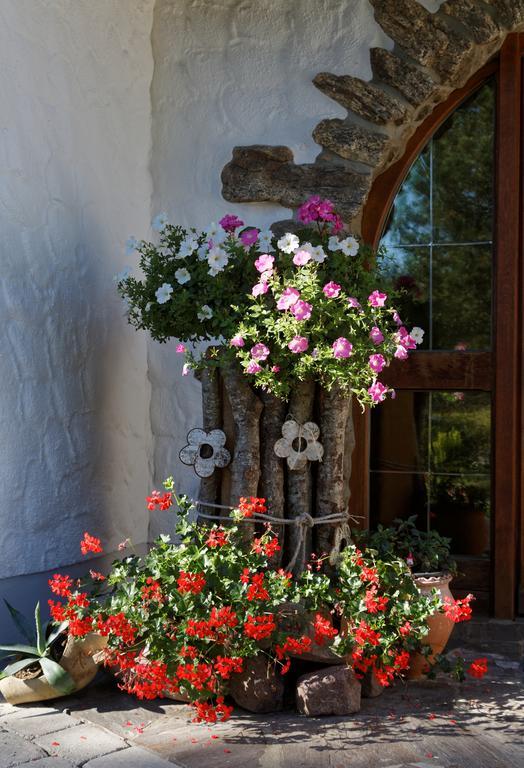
[0,633,107,705]
[408,572,454,679]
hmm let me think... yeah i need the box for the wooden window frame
[357,34,524,620]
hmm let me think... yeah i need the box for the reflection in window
[381,80,495,351]
[370,391,491,557]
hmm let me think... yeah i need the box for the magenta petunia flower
[240,228,259,247]
[332,337,353,359]
[219,214,244,232]
[291,300,313,321]
[176,343,186,353]
[246,360,262,374]
[370,326,384,345]
[293,249,312,266]
[288,335,309,353]
[251,343,270,361]
[277,287,300,310]
[230,334,245,348]
[369,353,386,373]
[347,297,361,309]
[368,290,387,307]
[368,381,388,403]
[252,281,269,297]
[323,281,341,298]
[254,253,274,273]
[394,345,408,360]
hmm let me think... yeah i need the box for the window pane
[382,147,430,247]
[370,471,428,530]
[383,247,430,348]
[430,475,491,557]
[430,391,491,474]
[370,391,429,472]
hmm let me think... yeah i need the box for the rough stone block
[313,72,408,124]
[0,729,47,768]
[36,724,126,763]
[441,0,502,43]
[370,48,436,106]
[296,665,361,716]
[313,119,388,166]
[484,0,524,28]
[229,655,284,713]
[85,746,179,768]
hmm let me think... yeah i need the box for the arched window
[360,35,523,619]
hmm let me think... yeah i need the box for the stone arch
[221,0,524,234]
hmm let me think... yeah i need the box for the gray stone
[0,707,77,737]
[361,668,385,698]
[85,746,178,768]
[370,0,474,79]
[296,665,361,717]
[441,0,502,43]
[484,0,524,28]
[313,72,408,125]
[222,145,371,219]
[20,760,75,768]
[312,119,388,165]
[370,48,436,106]
[229,655,284,713]
[0,729,47,768]
[35,724,126,763]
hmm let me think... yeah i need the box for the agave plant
[0,601,75,694]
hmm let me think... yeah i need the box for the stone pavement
[0,649,522,768]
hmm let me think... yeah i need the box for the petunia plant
[118,197,423,407]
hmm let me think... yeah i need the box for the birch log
[285,378,315,575]
[197,366,222,510]
[260,391,286,566]
[315,386,353,560]
[221,360,263,540]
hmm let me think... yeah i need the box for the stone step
[312,118,389,166]
[370,48,436,107]
[441,0,502,43]
[313,72,408,125]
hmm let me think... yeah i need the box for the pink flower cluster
[297,196,343,232]
[394,327,418,359]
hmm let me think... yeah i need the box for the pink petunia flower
[394,345,408,360]
[277,287,300,310]
[392,311,402,326]
[219,214,243,232]
[323,281,341,298]
[370,326,384,345]
[240,228,259,247]
[368,381,388,403]
[293,249,311,266]
[291,300,313,321]
[176,343,185,353]
[271,365,280,373]
[246,360,262,374]
[369,353,386,373]
[251,343,270,361]
[252,281,269,297]
[288,335,309,353]
[230,334,245,348]
[347,297,361,309]
[332,337,353,359]
[254,253,274,273]
[368,290,387,308]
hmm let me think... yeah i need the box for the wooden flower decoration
[274,420,324,470]
[179,428,231,478]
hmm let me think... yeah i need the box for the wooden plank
[385,351,491,391]
[348,403,369,530]
[493,34,521,619]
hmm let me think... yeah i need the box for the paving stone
[35,724,126,763]
[0,729,47,768]
[21,760,76,768]
[0,707,78,737]
[84,746,179,768]
[0,703,16,718]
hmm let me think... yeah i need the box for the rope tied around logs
[194,500,359,573]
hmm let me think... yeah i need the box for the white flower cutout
[179,428,231,478]
[274,420,324,470]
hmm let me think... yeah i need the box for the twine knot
[296,512,315,529]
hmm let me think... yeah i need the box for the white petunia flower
[411,327,425,344]
[206,223,227,245]
[197,304,213,321]
[207,246,228,273]
[297,241,315,257]
[197,244,208,261]
[277,232,300,254]
[208,267,221,277]
[328,236,341,252]
[156,282,173,304]
[258,229,274,252]
[311,245,327,263]
[152,212,169,232]
[175,268,191,285]
[125,237,139,256]
[178,235,199,259]
[340,236,359,257]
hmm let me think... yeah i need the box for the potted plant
[0,601,106,705]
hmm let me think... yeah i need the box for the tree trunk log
[197,366,222,513]
[260,391,286,567]
[315,386,353,561]
[221,360,263,540]
[285,379,316,575]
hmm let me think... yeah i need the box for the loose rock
[296,665,361,716]
[229,655,284,714]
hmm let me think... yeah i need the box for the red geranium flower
[468,657,488,679]
[80,532,102,555]
[239,496,267,518]
[177,571,206,595]
[48,573,73,597]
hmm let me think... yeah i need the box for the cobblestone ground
[0,650,522,768]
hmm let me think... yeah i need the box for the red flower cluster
[275,635,312,674]
[442,594,474,623]
[89,570,106,582]
[48,573,73,597]
[364,587,389,614]
[177,571,206,595]
[468,657,488,679]
[80,532,102,555]
[186,606,238,640]
[205,527,228,548]
[97,613,137,645]
[120,657,176,700]
[251,536,281,558]
[141,577,164,604]
[214,656,243,679]
[146,490,173,511]
[239,496,267,518]
[69,615,93,637]
[313,613,338,646]
[246,573,269,602]
[243,613,276,641]
[359,566,379,586]
[176,661,214,691]
[193,696,233,724]
[353,619,381,647]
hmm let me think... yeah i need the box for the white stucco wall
[147,0,393,533]
[0,0,155,597]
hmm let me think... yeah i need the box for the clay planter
[408,572,454,679]
[0,633,107,705]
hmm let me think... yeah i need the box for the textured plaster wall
[148,0,394,534]
[0,0,155,601]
